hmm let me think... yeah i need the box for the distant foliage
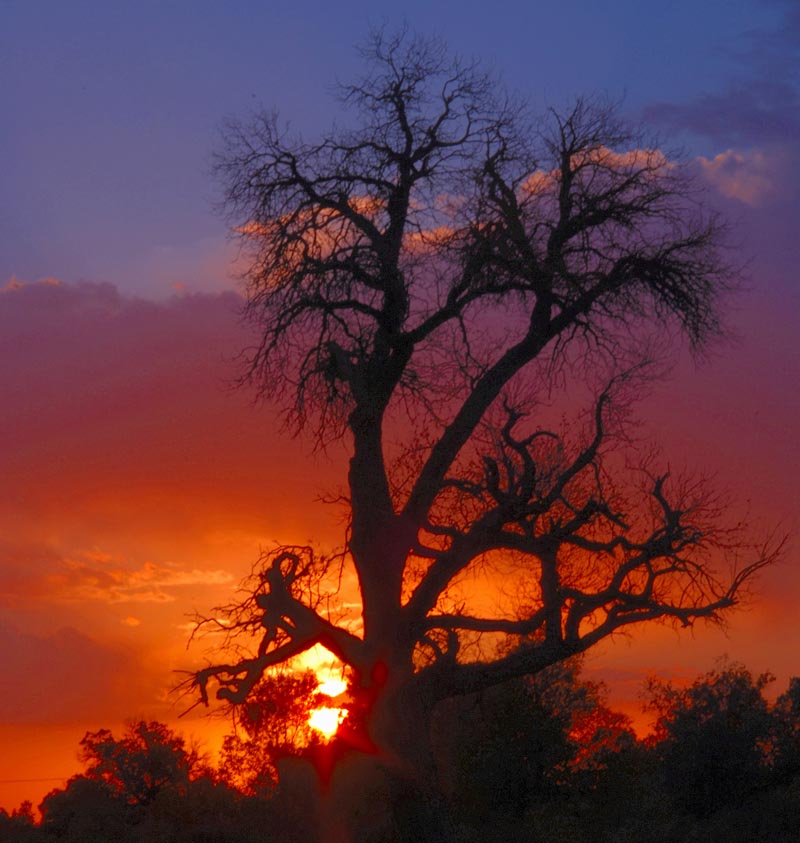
[77,720,201,806]
[645,662,774,817]
[4,662,800,841]
[772,676,800,781]
[433,657,636,826]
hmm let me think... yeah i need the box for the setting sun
[308,706,345,739]
[308,666,348,738]
[316,677,348,697]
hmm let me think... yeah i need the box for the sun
[298,645,350,738]
[308,706,345,739]
[316,676,348,697]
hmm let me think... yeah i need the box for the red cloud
[0,278,341,548]
[0,621,143,723]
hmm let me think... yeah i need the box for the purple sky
[4,0,795,294]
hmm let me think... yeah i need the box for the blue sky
[3,0,793,295]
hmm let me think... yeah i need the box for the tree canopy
[217,671,322,796]
[77,720,201,806]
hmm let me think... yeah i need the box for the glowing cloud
[42,557,236,605]
[698,148,778,206]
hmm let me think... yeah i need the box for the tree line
[2,661,799,842]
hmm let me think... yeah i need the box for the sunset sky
[2,0,798,812]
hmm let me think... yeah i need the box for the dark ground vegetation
[3,662,800,842]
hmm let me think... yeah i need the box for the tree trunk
[369,677,454,842]
[320,673,453,843]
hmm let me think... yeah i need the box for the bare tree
[190,29,780,813]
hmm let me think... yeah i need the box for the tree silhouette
[433,657,634,825]
[645,662,774,817]
[37,721,268,843]
[188,29,780,825]
[0,802,40,843]
[78,720,200,806]
[40,776,131,842]
[771,676,800,783]
[218,670,322,796]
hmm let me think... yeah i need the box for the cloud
[643,3,800,150]
[647,86,800,150]
[0,277,345,700]
[2,275,61,293]
[0,542,234,608]
[130,234,243,298]
[48,558,236,604]
[696,148,780,206]
[0,277,335,526]
[0,622,147,723]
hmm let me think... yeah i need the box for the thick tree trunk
[363,675,454,842]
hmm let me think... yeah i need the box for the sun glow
[308,706,345,738]
[296,646,350,737]
[316,676,348,697]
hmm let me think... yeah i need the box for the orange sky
[1,272,797,813]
